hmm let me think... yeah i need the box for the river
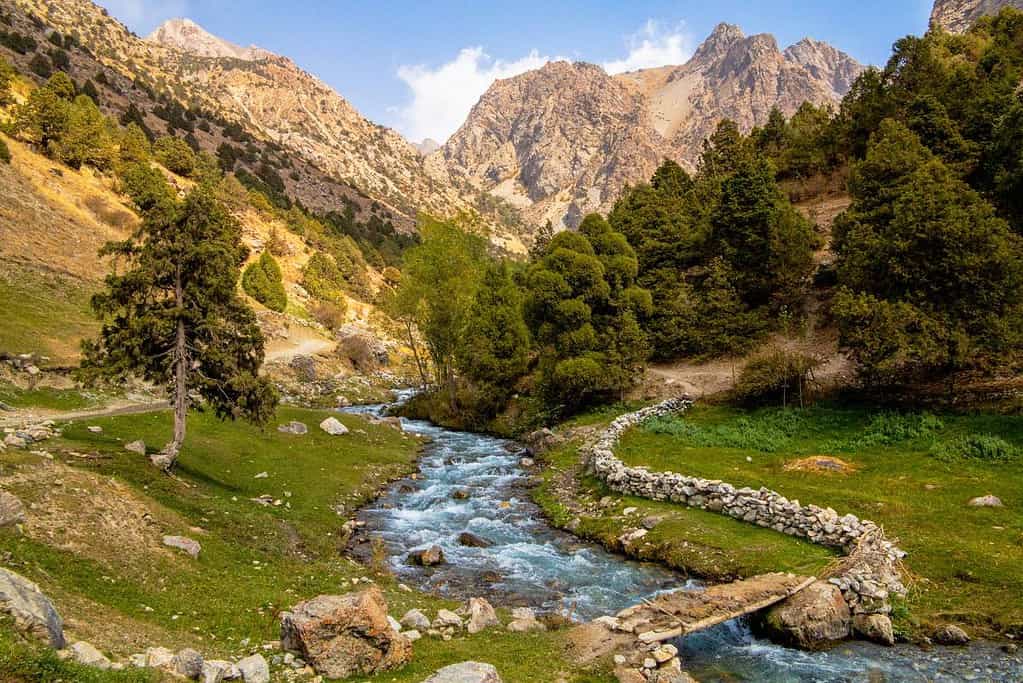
[345,402,1020,682]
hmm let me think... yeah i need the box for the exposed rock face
[760,580,851,650]
[0,567,65,648]
[147,18,270,60]
[280,589,411,679]
[422,661,502,683]
[930,0,1023,33]
[442,23,863,230]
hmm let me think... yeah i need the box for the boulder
[201,660,237,683]
[0,567,65,648]
[163,535,201,559]
[319,417,349,436]
[759,580,850,650]
[404,629,422,642]
[506,616,546,633]
[853,613,895,646]
[87,426,103,434]
[290,355,317,382]
[400,608,431,631]
[69,641,111,669]
[145,646,175,669]
[422,661,502,683]
[172,648,204,678]
[0,491,26,527]
[968,495,1003,508]
[280,588,411,679]
[523,428,562,455]
[236,653,270,683]
[408,545,445,567]
[465,598,500,634]
[451,490,470,500]
[124,440,147,455]
[277,422,308,435]
[933,624,970,645]
[457,532,493,548]
[433,609,463,630]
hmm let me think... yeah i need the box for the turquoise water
[347,403,1021,682]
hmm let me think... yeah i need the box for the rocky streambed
[345,402,1021,682]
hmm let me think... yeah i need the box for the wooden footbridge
[570,573,815,663]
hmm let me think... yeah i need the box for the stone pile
[2,421,57,450]
[587,398,907,620]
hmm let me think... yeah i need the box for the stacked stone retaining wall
[587,398,907,615]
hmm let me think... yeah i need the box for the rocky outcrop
[280,588,411,679]
[423,661,502,683]
[147,18,270,61]
[759,580,851,649]
[0,568,65,648]
[930,0,1023,33]
[442,23,863,230]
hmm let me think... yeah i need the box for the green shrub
[302,252,346,305]
[241,251,287,312]
[930,434,1020,463]
[0,136,10,164]
[733,350,822,406]
[644,409,815,453]
[824,412,945,452]
[153,135,196,176]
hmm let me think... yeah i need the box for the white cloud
[394,47,560,145]
[100,0,189,33]
[602,20,694,75]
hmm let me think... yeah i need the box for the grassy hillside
[0,408,612,682]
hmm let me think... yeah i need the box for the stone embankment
[587,398,907,635]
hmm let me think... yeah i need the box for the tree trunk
[405,320,429,391]
[154,272,188,470]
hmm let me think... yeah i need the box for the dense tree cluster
[242,251,288,313]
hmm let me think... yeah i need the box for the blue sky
[103,1,937,143]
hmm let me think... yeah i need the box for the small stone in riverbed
[408,545,445,566]
[853,613,895,646]
[933,624,970,645]
[452,489,470,500]
[458,531,493,548]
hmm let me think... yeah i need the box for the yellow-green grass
[0,382,101,411]
[0,407,612,682]
[614,404,1023,637]
[0,261,99,364]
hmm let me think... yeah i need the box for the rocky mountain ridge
[930,0,1023,33]
[440,23,864,230]
[146,18,270,61]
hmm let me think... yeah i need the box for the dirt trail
[264,325,334,362]
[0,400,169,428]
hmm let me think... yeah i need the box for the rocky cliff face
[12,0,491,235]
[930,0,1023,33]
[441,24,863,230]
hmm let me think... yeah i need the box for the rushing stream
[346,400,1021,682]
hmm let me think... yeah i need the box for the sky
[102,0,937,144]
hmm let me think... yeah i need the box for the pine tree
[81,183,278,469]
[242,251,288,312]
[54,94,114,170]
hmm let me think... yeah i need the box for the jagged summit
[147,18,271,61]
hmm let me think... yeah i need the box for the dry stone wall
[587,398,907,615]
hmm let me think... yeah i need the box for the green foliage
[13,77,72,148]
[52,94,115,170]
[80,184,278,444]
[301,252,348,306]
[824,412,945,452]
[28,53,51,78]
[153,135,196,176]
[644,410,817,453]
[390,215,488,387]
[455,261,531,413]
[0,28,37,54]
[526,215,650,411]
[0,57,13,105]
[0,136,9,165]
[832,120,1023,383]
[241,251,287,312]
[117,162,176,219]
[930,434,1021,463]
[118,122,151,164]
[733,350,823,407]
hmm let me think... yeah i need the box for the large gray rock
[236,653,269,683]
[0,567,65,648]
[280,588,411,679]
[465,598,500,634]
[201,659,237,683]
[69,641,111,669]
[400,608,431,631]
[319,417,349,436]
[422,661,502,683]
[760,580,850,650]
[277,422,308,435]
[0,491,26,527]
[853,613,895,646]
[172,647,204,678]
[163,535,202,559]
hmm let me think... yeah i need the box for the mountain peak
[929,0,1023,33]
[147,18,270,61]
